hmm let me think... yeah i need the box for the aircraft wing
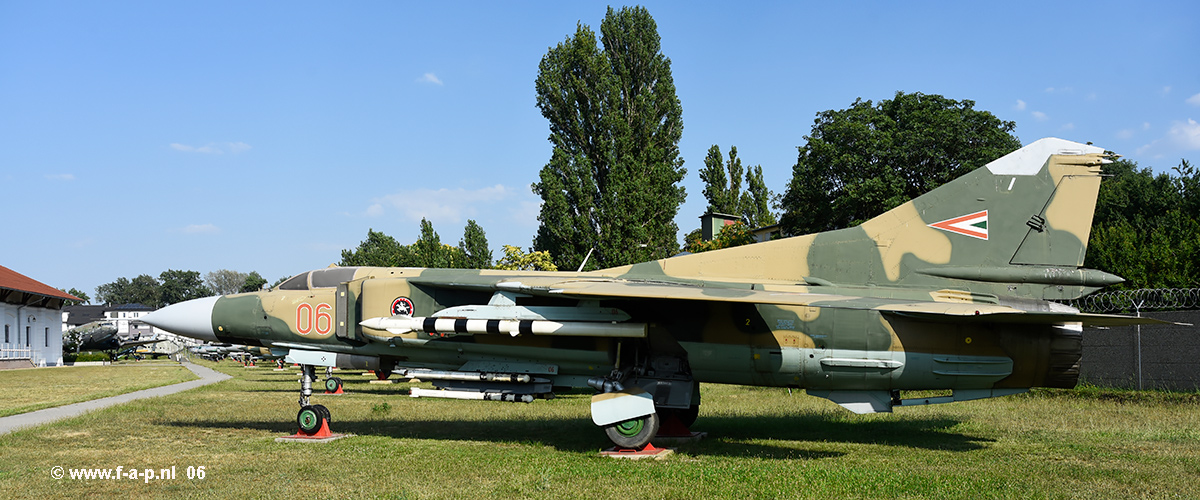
[408,276,1163,328]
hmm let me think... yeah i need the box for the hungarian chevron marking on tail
[928,210,988,240]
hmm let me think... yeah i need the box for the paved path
[0,362,231,436]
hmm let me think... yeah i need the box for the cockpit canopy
[277,267,362,291]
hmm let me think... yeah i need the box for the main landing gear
[590,354,702,450]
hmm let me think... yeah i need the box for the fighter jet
[145,138,1155,449]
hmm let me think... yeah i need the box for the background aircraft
[145,138,1154,449]
[66,321,163,359]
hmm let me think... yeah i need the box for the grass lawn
[0,359,1196,499]
[0,361,197,417]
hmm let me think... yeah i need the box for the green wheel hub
[297,405,324,434]
[614,418,645,437]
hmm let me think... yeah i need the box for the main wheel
[325,377,343,392]
[297,405,326,435]
[604,412,660,449]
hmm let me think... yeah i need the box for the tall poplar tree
[699,145,778,228]
[532,6,686,271]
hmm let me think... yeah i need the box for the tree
[205,269,248,296]
[339,229,416,267]
[1085,158,1200,289]
[61,288,89,306]
[413,218,469,268]
[532,6,686,271]
[459,219,493,269]
[495,245,558,271]
[778,92,1021,235]
[159,270,210,305]
[95,274,160,306]
[684,222,757,254]
[699,145,778,228]
[240,271,268,293]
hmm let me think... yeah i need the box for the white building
[1,265,80,367]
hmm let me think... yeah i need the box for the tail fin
[641,137,1121,300]
[841,137,1122,298]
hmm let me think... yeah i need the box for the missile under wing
[145,138,1157,449]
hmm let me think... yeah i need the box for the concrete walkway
[0,362,232,436]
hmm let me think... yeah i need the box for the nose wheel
[281,364,345,440]
[297,404,331,435]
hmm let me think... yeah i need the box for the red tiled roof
[0,265,81,301]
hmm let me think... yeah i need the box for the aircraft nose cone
[143,296,220,342]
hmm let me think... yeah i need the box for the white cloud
[1162,86,1172,95]
[1060,123,1075,131]
[227,142,252,153]
[170,142,252,154]
[1116,129,1135,140]
[1187,93,1200,106]
[374,185,512,223]
[1014,99,1026,111]
[1031,111,1049,121]
[181,223,220,234]
[369,184,544,226]
[1167,118,1200,150]
[1143,122,1151,130]
[1136,119,1200,157]
[45,173,75,181]
[418,73,443,85]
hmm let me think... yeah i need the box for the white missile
[410,387,534,403]
[359,315,646,338]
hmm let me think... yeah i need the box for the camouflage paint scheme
[147,138,1149,445]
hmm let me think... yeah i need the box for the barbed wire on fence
[1063,288,1200,314]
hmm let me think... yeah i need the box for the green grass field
[0,359,1196,499]
[0,362,197,417]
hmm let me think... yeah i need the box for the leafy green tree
[684,222,757,254]
[495,245,558,271]
[700,145,741,216]
[459,219,493,269]
[532,6,686,271]
[413,218,469,268]
[340,229,416,267]
[779,92,1021,235]
[205,269,248,296]
[1085,158,1200,289]
[240,271,268,293]
[159,269,210,305]
[699,145,778,228]
[744,164,777,228]
[96,274,161,306]
[61,288,89,306]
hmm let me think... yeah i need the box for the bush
[67,352,110,363]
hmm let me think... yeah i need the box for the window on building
[26,326,31,346]
[4,324,8,343]
[45,327,49,347]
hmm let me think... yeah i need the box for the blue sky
[2,1,1198,300]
